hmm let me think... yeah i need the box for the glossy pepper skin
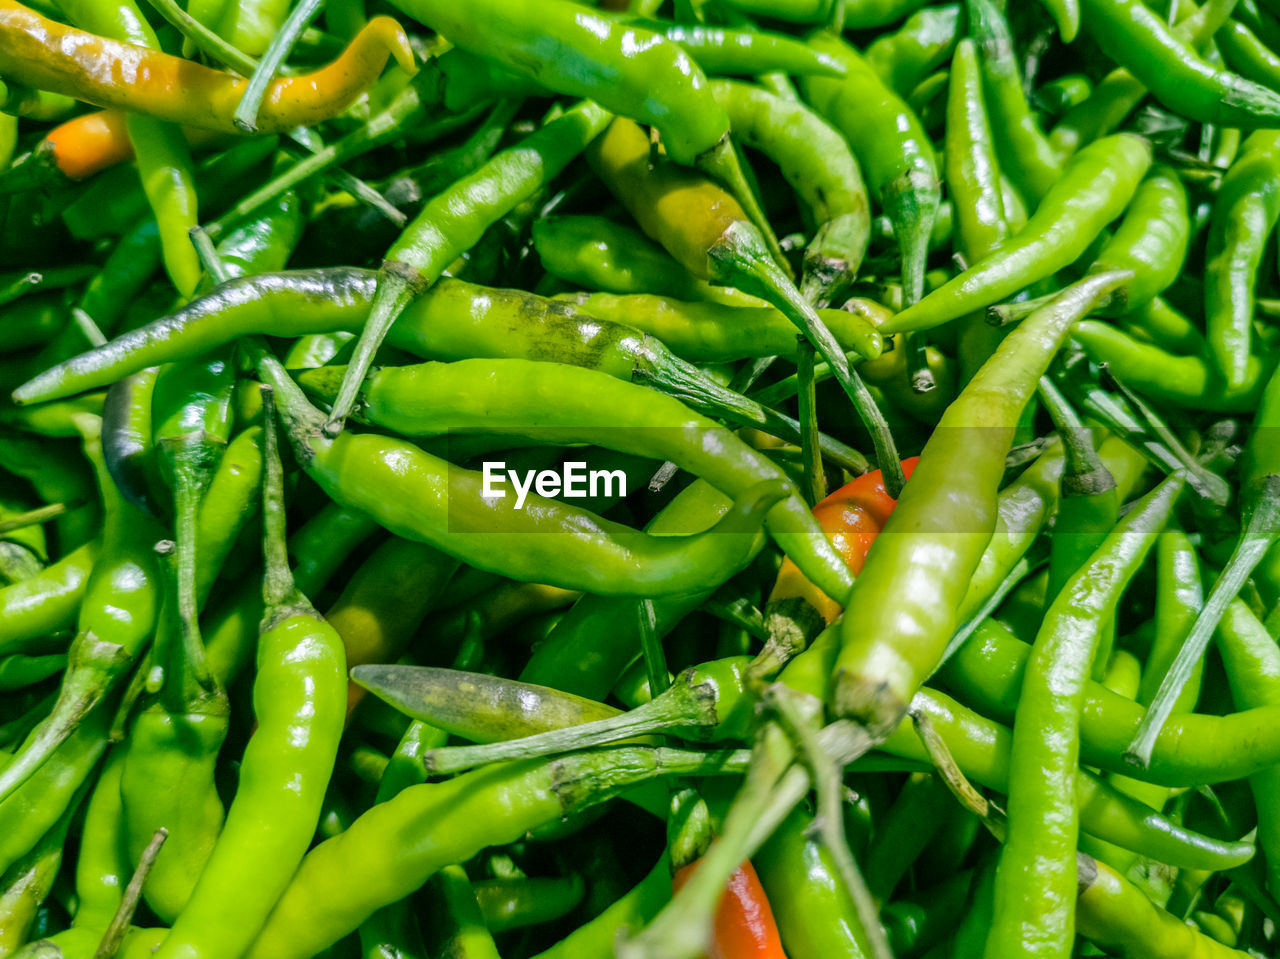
[148,393,345,959]
[986,476,1182,959]
[298,356,855,605]
[258,352,781,599]
[886,134,1152,332]
[830,272,1130,735]
[1080,0,1280,128]
[670,860,785,959]
[803,30,940,307]
[1204,130,1280,390]
[0,2,416,134]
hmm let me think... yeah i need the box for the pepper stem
[326,267,414,435]
[1127,473,1280,768]
[695,138,788,274]
[233,0,325,133]
[711,221,905,496]
[420,676,717,775]
[637,347,871,475]
[93,828,168,959]
[259,385,302,614]
[1037,376,1114,496]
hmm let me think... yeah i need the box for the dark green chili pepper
[967,0,1063,203]
[258,351,781,598]
[100,369,158,516]
[862,772,953,901]
[0,414,161,807]
[887,134,1152,332]
[1081,0,1280,128]
[0,654,65,691]
[1205,130,1280,391]
[803,30,940,308]
[529,854,671,959]
[986,474,1182,959]
[831,272,1131,736]
[710,78,871,306]
[297,356,854,603]
[0,294,64,353]
[0,431,98,550]
[473,875,585,933]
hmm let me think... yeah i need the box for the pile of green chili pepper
[2,0,1280,956]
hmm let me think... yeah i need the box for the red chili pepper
[769,457,919,623]
[672,860,787,959]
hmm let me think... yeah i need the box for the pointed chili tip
[368,16,419,78]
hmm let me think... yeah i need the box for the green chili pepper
[530,854,671,959]
[326,101,613,431]
[968,0,1063,204]
[298,356,853,603]
[559,290,884,362]
[386,0,772,240]
[245,743,751,959]
[1072,320,1273,413]
[148,389,345,959]
[258,350,781,598]
[0,415,160,807]
[520,479,754,699]
[1081,0,1280,128]
[55,0,202,296]
[1205,130,1280,391]
[710,78,871,306]
[0,539,100,656]
[831,272,1131,736]
[532,215,759,305]
[0,781,75,956]
[864,4,959,97]
[886,135,1152,332]
[1086,165,1191,317]
[1076,854,1250,958]
[943,616,1280,787]
[398,657,753,773]
[986,474,1182,959]
[628,17,847,78]
[803,30,939,309]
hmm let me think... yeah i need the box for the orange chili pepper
[672,860,787,959]
[43,109,224,179]
[769,457,919,623]
[0,1,415,134]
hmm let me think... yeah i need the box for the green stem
[259,385,301,612]
[93,827,167,959]
[795,336,824,507]
[140,0,258,74]
[639,598,671,699]
[714,222,904,496]
[422,678,714,775]
[325,269,413,434]
[0,502,68,534]
[233,0,325,133]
